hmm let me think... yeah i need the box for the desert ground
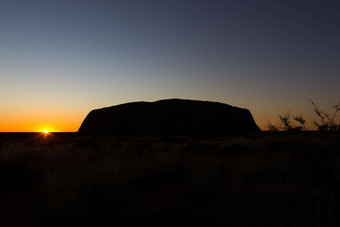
[1,132,339,226]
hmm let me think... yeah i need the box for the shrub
[267,121,279,132]
[267,100,339,132]
[311,101,340,131]
[278,111,306,131]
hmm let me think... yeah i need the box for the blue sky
[1,0,339,131]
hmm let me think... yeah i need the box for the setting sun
[43,130,49,134]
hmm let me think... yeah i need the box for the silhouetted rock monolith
[78,99,260,135]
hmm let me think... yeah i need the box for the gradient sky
[1,0,339,132]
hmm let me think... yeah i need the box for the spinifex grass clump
[311,101,340,131]
[267,111,307,131]
[268,100,340,132]
[279,111,306,131]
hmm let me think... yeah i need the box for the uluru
[78,99,260,135]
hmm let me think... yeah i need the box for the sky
[1,0,339,132]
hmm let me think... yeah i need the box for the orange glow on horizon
[0,110,270,132]
[0,109,84,132]
[1,104,317,132]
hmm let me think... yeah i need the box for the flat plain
[0,132,339,226]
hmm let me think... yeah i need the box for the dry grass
[0,132,339,226]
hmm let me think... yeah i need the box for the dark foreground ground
[0,132,339,226]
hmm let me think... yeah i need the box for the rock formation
[78,99,260,135]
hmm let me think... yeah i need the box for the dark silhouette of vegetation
[1,133,340,226]
[266,121,279,132]
[311,101,340,131]
[279,111,306,131]
[292,114,307,130]
[268,101,340,131]
[267,112,306,131]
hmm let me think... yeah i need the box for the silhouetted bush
[267,111,306,131]
[266,121,279,132]
[268,100,340,132]
[311,101,340,131]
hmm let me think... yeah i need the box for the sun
[37,126,54,134]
